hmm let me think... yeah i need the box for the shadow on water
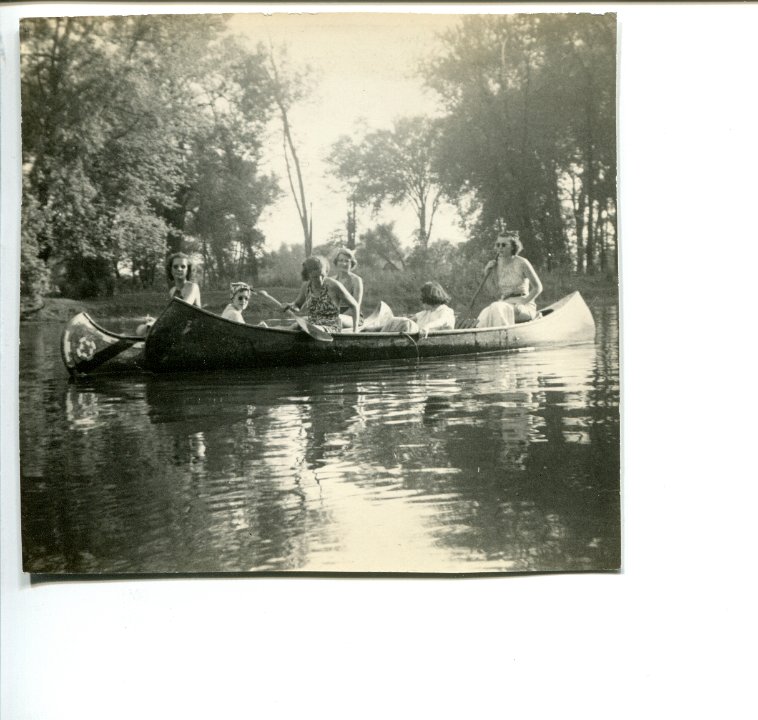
[20,313,619,574]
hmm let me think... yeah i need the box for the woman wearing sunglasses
[476,229,543,328]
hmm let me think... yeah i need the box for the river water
[19,306,619,574]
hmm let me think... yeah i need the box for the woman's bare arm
[520,258,543,304]
[329,278,359,331]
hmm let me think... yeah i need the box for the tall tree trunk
[418,201,428,252]
[584,72,596,275]
[347,196,356,249]
[571,173,586,273]
[268,49,311,256]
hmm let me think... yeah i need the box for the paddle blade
[359,301,394,331]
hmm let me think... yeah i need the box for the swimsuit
[306,283,342,334]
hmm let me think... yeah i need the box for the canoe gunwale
[64,291,595,375]
[156,289,584,340]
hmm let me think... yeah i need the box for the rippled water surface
[20,306,619,573]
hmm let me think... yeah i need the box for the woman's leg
[513,303,538,323]
[476,301,515,328]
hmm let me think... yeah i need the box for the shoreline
[21,274,619,325]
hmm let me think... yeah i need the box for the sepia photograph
[16,8,619,575]
[6,3,758,719]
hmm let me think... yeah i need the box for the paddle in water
[253,290,334,342]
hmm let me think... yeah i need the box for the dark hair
[166,252,193,286]
[420,281,451,306]
[333,246,358,270]
[301,255,330,281]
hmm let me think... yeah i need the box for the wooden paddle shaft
[468,260,497,312]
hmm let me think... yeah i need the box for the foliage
[327,116,444,255]
[422,13,617,273]
[258,243,307,287]
[20,179,51,301]
[356,223,405,272]
[20,15,281,298]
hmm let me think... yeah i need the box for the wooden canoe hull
[143,291,595,373]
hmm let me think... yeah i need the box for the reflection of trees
[21,314,620,573]
[24,374,288,571]
[23,366,372,573]
[335,347,619,572]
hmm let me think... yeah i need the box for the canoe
[61,291,595,377]
[61,312,146,377]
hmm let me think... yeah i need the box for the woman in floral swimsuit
[281,255,359,334]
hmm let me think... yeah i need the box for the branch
[282,130,303,219]
[426,191,442,242]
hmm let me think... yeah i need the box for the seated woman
[477,229,543,328]
[137,251,201,336]
[332,247,364,330]
[221,282,251,324]
[382,282,455,338]
[280,255,359,334]
[166,252,202,307]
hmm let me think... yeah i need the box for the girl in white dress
[477,230,543,328]
[382,282,455,338]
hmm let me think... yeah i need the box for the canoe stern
[61,313,145,377]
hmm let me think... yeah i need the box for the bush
[20,184,51,302]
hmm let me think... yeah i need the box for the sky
[227,11,467,252]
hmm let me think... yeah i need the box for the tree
[20,15,281,297]
[357,223,405,272]
[328,116,444,257]
[422,13,616,272]
[264,44,315,256]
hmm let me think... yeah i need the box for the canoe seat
[455,317,479,329]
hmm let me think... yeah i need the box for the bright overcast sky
[228,11,466,251]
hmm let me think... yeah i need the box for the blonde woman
[332,247,364,329]
[477,230,543,328]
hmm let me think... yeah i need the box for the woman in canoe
[331,247,364,330]
[476,229,543,328]
[167,252,202,307]
[136,252,201,335]
[280,255,359,334]
[221,282,252,324]
[382,281,455,338]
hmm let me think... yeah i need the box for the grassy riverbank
[22,271,618,324]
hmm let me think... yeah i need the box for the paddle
[457,261,497,329]
[253,290,334,343]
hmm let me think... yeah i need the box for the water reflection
[20,312,619,573]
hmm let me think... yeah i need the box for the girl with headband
[221,282,252,324]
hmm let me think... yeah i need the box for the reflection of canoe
[62,291,595,376]
[145,291,595,372]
